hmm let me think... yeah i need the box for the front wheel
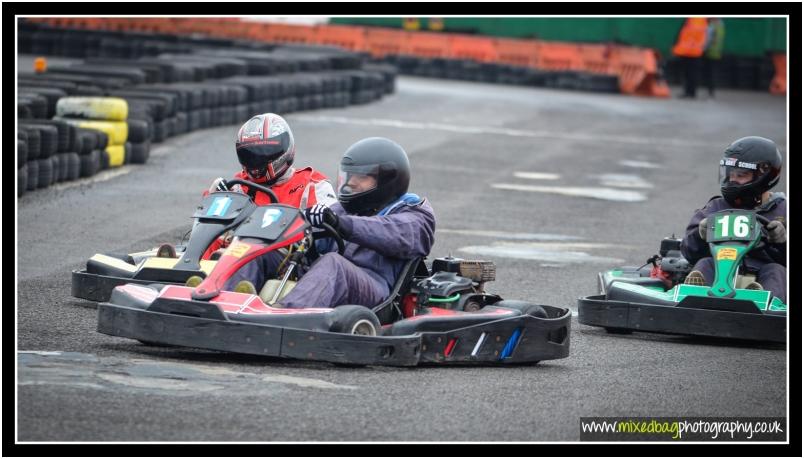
[329,305,381,336]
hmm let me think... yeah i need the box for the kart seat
[371,257,429,325]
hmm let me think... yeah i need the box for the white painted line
[459,245,625,264]
[514,172,561,180]
[293,114,722,148]
[492,183,647,202]
[619,160,661,169]
[437,229,582,241]
[471,333,486,357]
[48,166,133,192]
[597,174,653,189]
[262,374,358,390]
[18,351,62,355]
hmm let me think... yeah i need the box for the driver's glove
[698,218,708,241]
[208,177,243,194]
[767,220,786,244]
[304,204,339,230]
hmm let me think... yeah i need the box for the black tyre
[100,149,110,171]
[36,157,54,189]
[18,139,28,166]
[492,300,549,318]
[19,164,28,197]
[129,141,150,164]
[126,118,151,143]
[26,160,39,191]
[80,150,101,177]
[22,127,41,160]
[66,152,81,181]
[19,124,58,158]
[329,305,381,336]
[59,153,70,182]
[51,154,62,183]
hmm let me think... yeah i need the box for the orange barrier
[27,18,675,97]
[364,28,410,58]
[314,25,366,51]
[612,47,670,97]
[450,35,497,62]
[535,42,583,71]
[578,43,615,75]
[407,31,451,58]
[258,22,314,44]
[493,38,540,68]
[769,54,786,95]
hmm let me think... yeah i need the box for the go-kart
[72,179,278,302]
[578,209,786,343]
[96,186,572,366]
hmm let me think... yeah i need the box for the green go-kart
[578,209,786,343]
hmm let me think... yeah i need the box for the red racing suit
[201,167,337,259]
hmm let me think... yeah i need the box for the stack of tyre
[18,119,82,196]
[55,97,150,167]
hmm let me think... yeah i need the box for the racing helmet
[235,113,295,185]
[719,136,782,208]
[337,137,410,215]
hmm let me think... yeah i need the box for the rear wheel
[492,300,548,318]
[330,305,381,336]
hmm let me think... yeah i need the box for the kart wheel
[492,300,548,318]
[330,305,381,336]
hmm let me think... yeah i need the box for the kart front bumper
[97,300,571,366]
[577,294,786,343]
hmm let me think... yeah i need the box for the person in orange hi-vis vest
[672,17,709,98]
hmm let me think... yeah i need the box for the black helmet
[337,137,410,215]
[719,136,782,208]
[235,113,295,185]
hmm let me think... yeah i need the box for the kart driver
[226,137,436,309]
[680,136,787,303]
[201,113,337,259]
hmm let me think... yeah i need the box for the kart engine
[657,237,692,285]
[410,257,500,313]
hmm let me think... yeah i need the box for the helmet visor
[337,164,379,198]
[718,158,765,187]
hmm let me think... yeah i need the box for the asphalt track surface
[16,75,789,443]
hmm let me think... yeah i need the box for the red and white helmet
[235,113,296,185]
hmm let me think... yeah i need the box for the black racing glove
[304,204,339,230]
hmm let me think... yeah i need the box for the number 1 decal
[207,197,232,217]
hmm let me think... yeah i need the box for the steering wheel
[313,222,346,256]
[754,214,773,249]
[223,178,279,204]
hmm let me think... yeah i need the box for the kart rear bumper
[577,294,786,343]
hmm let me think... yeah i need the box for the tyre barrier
[18,25,396,198]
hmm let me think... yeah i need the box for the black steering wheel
[754,214,773,248]
[312,222,346,256]
[223,178,279,204]
[224,178,345,255]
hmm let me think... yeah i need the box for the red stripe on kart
[444,338,458,357]
[404,307,514,321]
[159,285,332,314]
